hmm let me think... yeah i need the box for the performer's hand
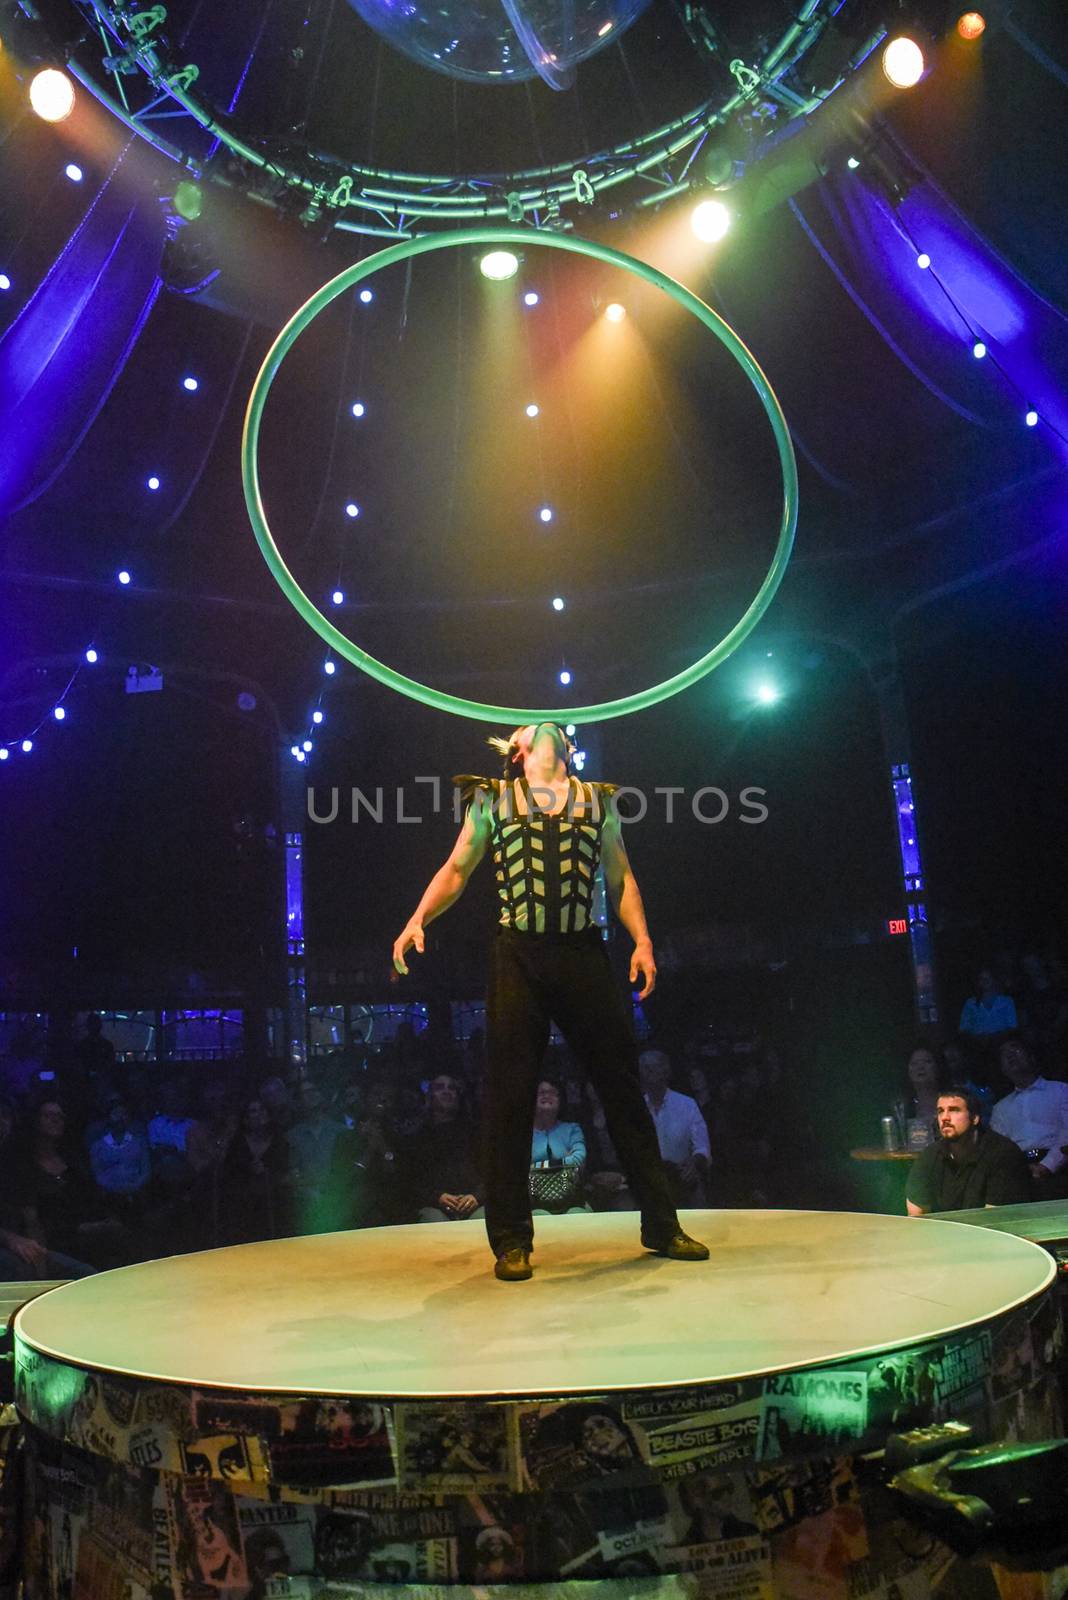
[629,939,657,999]
[454,1194,479,1219]
[392,920,425,975]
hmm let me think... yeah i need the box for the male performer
[392,721,709,1281]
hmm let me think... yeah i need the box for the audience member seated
[639,1049,710,1208]
[530,1078,588,1216]
[16,1098,130,1268]
[218,1096,293,1245]
[906,1087,1032,1215]
[0,1095,94,1279]
[959,967,1017,1043]
[326,1078,407,1229]
[1017,952,1068,1069]
[147,1078,195,1155]
[89,1094,151,1200]
[186,1080,238,1175]
[899,1045,945,1147]
[402,1073,484,1223]
[582,1085,633,1212]
[288,1078,345,1233]
[259,1074,295,1134]
[991,1037,1068,1198]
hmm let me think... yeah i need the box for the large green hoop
[241,226,798,724]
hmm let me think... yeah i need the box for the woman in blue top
[531,1078,586,1168]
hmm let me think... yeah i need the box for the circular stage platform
[13,1210,1065,1598]
[14,1209,1056,1398]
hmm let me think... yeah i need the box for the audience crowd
[0,942,1063,1277]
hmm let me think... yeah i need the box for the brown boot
[494,1246,534,1281]
[640,1230,710,1261]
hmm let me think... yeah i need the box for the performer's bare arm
[392,797,492,974]
[601,809,657,1000]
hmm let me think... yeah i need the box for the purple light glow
[807,169,1068,442]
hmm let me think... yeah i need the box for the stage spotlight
[237,692,257,712]
[117,569,131,585]
[0,274,10,291]
[690,198,730,243]
[30,68,75,123]
[147,475,160,490]
[324,660,336,675]
[351,401,365,418]
[480,250,519,281]
[539,507,554,523]
[359,288,374,303]
[605,302,626,323]
[972,340,987,359]
[290,745,301,758]
[1025,408,1039,427]
[524,290,540,306]
[292,747,306,762]
[847,156,861,171]
[756,683,779,705]
[565,723,576,736]
[345,502,360,518]
[53,706,66,721]
[85,648,98,664]
[182,376,199,392]
[173,180,204,222]
[312,710,324,724]
[331,590,344,605]
[552,597,565,611]
[916,252,931,269]
[882,37,925,88]
[957,11,985,39]
[559,669,572,686]
[525,403,540,418]
[21,740,33,753]
[303,739,313,752]
[64,163,83,183]
[0,749,7,761]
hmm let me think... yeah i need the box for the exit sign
[887,918,908,936]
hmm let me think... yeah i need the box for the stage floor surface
[15,1209,1054,1400]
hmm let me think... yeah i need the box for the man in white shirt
[991,1038,1068,1193]
[639,1050,711,1207]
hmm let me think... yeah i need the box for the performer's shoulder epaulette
[587,780,619,800]
[452,774,501,808]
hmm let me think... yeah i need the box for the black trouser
[483,926,679,1256]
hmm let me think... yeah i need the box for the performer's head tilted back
[487,722,576,780]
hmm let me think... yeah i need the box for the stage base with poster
[11,1209,1066,1599]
